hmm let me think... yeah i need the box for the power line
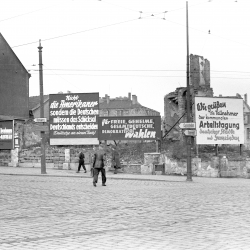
[28,68,250,74]
[0,1,72,23]
[42,64,84,92]
[11,17,141,48]
[30,72,250,79]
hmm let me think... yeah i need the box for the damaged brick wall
[163,55,213,140]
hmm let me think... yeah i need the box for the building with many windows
[29,92,160,119]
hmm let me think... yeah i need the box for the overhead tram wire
[0,0,74,23]
[11,11,165,49]
[7,0,246,50]
[42,64,84,93]
[29,68,250,74]
[30,71,250,79]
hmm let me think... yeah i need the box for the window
[116,110,123,116]
[244,114,250,125]
[247,128,250,139]
[102,110,109,116]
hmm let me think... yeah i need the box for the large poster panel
[0,120,14,149]
[99,116,161,141]
[195,97,244,145]
[49,93,99,145]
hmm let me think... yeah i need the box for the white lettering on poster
[0,128,12,140]
[49,94,99,138]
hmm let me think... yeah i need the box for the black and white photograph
[1,0,250,249]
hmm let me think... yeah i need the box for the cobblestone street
[1,174,250,250]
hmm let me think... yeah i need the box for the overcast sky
[1,0,250,116]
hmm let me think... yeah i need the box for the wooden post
[38,40,46,174]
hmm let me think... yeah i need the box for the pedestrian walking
[111,145,121,174]
[92,144,106,187]
[76,151,86,173]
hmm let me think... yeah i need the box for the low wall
[2,148,250,178]
[161,154,250,178]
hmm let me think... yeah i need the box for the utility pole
[38,40,46,174]
[186,1,192,181]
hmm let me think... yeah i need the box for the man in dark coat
[92,144,107,187]
[76,151,86,173]
[111,146,121,174]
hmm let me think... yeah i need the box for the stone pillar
[10,148,19,167]
[141,153,161,175]
[219,156,228,177]
[210,156,220,177]
[192,157,201,176]
[64,149,71,170]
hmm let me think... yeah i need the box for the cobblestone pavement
[1,173,250,250]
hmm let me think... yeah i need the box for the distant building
[99,93,160,117]
[228,93,250,149]
[29,92,160,119]
[0,33,31,119]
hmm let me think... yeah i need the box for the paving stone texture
[0,167,250,250]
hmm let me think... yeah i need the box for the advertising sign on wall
[0,120,14,149]
[98,116,161,141]
[195,97,244,145]
[49,93,99,145]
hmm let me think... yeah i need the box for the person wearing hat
[92,144,107,187]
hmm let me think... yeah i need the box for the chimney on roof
[128,92,131,100]
[107,95,110,105]
[132,95,137,105]
[219,94,222,97]
[245,94,248,104]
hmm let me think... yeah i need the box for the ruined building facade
[163,54,213,140]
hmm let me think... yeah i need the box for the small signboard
[179,123,196,129]
[0,120,14,149]
[34,118,47,123]
[184,130,197,136]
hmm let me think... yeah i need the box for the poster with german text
[98,116,161,141]
[49,93,99,145]
[195,97,244,145]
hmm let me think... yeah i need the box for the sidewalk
[0,165,187,182]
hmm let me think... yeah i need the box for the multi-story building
[99,93,160,117]
[29,92,160,118]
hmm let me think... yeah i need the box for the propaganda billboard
[0,120,14,149]
[98,116,161,141]
[49,93,99,145]
[195,97,244,145]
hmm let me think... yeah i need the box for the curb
[0,172,185,183]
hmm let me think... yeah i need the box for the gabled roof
[0,33,30,76]
[29,95,49,110]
